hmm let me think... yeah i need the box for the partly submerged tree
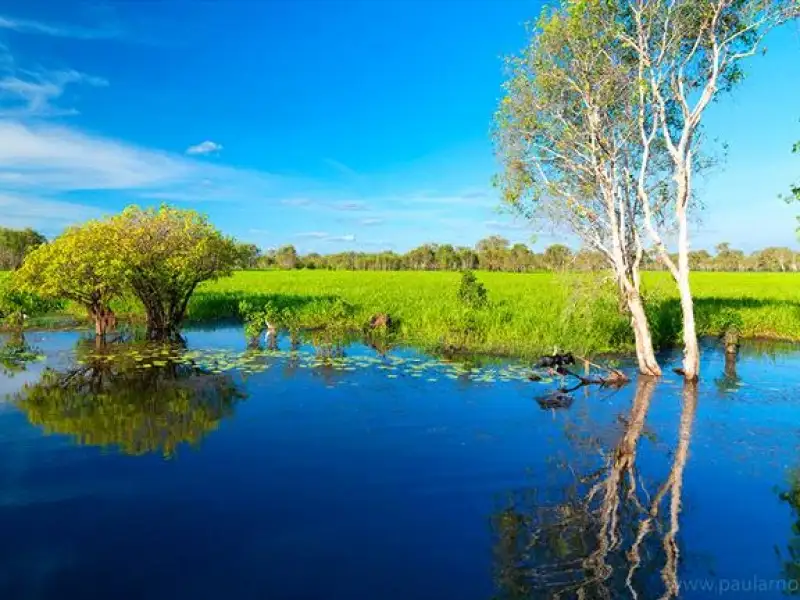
[13,220,126,337]
[110,206,239,340]
[497,0,798,380]
[622,0,798,380]
[495,0,665,376]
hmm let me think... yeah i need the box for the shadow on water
[493,378,698,599]
[12,338,247,457]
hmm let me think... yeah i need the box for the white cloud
[186,140,223,156]
[359,218,383,226]
[323,157,359,178]
[0,15,119,39]
[0,120,194,190]
[326,234,356,243]
[0,193,104,232]
[0,69,107,117]
[294,232,356,243]
[329,201,367,212]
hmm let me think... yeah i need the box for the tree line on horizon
[4,226,800,274]
[234,237,800,274]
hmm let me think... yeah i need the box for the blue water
[1,327,800,599]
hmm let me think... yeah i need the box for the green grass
[4,270,800,357]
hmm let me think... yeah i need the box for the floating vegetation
[68,338,591,391]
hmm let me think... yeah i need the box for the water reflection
[0,332,40,377]
[493,379,698,599]
[13,339,246,457]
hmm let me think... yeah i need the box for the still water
[1,327,799,599]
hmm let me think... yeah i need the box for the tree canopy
[109,205,239,339]
[13,219,126,336]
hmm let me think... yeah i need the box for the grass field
[3,270,800,357]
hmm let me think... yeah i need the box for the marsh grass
[4,270,800,357]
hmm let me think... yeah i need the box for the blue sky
[0,1,798,254]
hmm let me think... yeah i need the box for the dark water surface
[2,327,800,599]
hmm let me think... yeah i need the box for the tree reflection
[14,340,246,457]
[779,470,800,593]
[0,332,40,377]
[493,379,698,599]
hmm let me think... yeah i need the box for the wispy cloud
[280,198,313,207]
[186,140,223,156]
[0,192,104,233]
[294,231,356,243]
[0,14,120,39]
[323,157,359,178]
[329,200,368,212]
[359,217,383,226]
[0,69,107,117]
[327,234,356,243]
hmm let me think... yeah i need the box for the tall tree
[495,0,664,376]
[625,0,798,380]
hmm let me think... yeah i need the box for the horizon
[0,1,799,254]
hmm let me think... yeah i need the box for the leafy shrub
[457,271,488,309]
[0,281,62,329]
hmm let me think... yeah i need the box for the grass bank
[3,270,800,357]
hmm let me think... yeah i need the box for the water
[1,327,800,599]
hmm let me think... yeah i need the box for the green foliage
[13,219,126,331]
[109,205,239,339]
[457,270,488,309]
[0,281,62,329]
[0,227,46,270]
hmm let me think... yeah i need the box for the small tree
[111,206,238,340]
[14,220,125,337]
[275,245,299,269]
[457,270,488,309]
[543,244,573,271]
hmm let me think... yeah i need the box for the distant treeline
[235,237,800,273]
[2,227,798,274]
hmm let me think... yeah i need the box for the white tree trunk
[676,205,700,381]
[626,289,662,377]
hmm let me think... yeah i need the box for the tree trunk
[89,305,115,339]
[676,206,699,381]
[626,290,661,377]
